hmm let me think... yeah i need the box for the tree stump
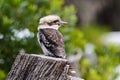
[6,53,83,80]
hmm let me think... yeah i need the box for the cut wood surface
[6,53,83,80]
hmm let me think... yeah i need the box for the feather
[38,28,66,58]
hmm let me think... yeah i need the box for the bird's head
[38,15,67,30]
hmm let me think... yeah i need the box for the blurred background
[0,0,120,80]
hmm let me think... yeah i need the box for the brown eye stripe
[53,20,59,23]
[47,20,59,26]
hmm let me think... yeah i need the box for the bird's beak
[57,21,68,25]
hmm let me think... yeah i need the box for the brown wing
[39,28,66,58]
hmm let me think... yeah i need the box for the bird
[37,15,67,59]
[37,15,76,74]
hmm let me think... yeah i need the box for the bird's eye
[47,20,59,26]
[53,20,59,23]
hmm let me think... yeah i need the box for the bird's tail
[67,61,76,76]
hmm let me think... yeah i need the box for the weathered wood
[6,53,83,80]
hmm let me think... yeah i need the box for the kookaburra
[37,15,67,58]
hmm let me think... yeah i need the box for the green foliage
[0,70,6,80]
[62,28,86,56]
[0,0,50,79]
[0,0,120,80]
[80,44,120,80]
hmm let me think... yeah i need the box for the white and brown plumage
[37,15,67,58]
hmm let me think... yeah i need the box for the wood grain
[6,53,83,80]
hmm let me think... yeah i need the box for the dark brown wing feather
[39,28,66,58]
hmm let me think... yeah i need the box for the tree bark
[6,53,83,80]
